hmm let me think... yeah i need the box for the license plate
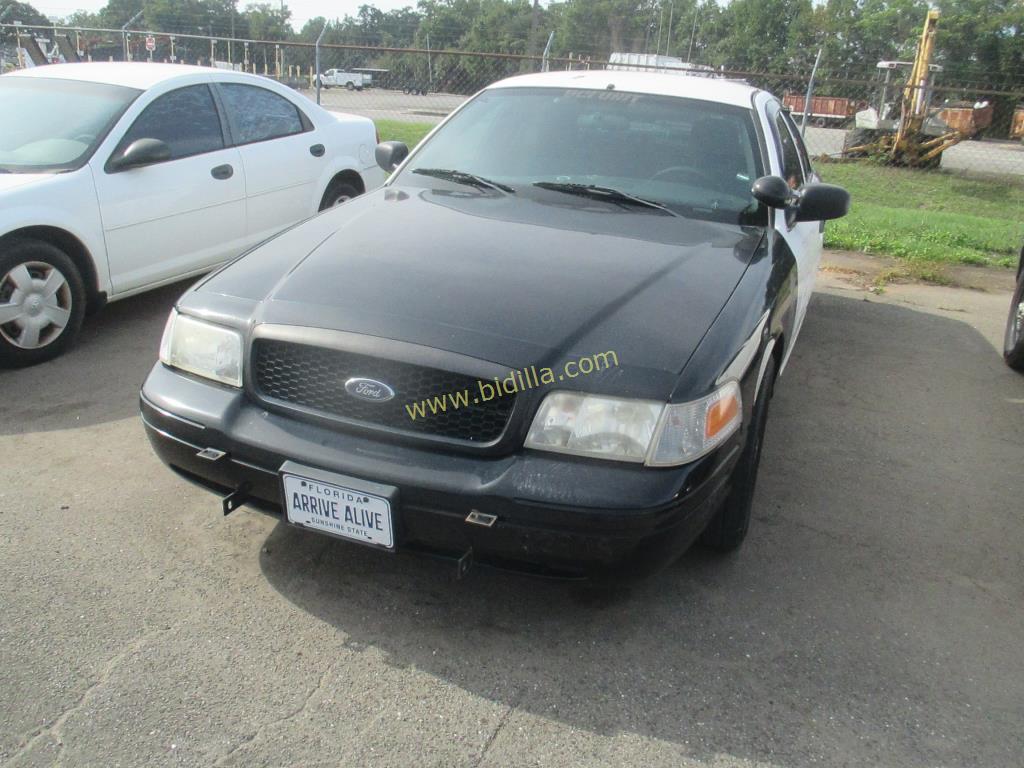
[280,462,395,550]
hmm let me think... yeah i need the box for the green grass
[375,119,434,149]
[819,163,1024,267]
[373,122,1024,267]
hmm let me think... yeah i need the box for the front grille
[251,339,515,443]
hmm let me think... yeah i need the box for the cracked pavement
[1,260,1023,767]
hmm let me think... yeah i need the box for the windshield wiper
[533,182,679,217]
[412,168,515,193]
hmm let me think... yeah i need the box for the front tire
[1004,269,1024,372]
[0,239,86,368]
[700,355,777,551]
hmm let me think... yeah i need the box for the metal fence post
[315,21,327,105]
[427,33,433,91]
[121,10,142,62]
[541,31,554,72]
[801,47,823,136]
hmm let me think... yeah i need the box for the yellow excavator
[841,10,990,167]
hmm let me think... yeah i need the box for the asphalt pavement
[1,262,1022,767]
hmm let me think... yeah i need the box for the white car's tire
[318,180,361,211]
[0,239,86,368]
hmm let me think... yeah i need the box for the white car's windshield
[0,77,140,173]
[400,86,766,225]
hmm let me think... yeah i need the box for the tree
[935,0,1024,88]
[711,0,815,71]
[0,1,52,27]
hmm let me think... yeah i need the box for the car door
[214,82,325,246]
[92,83,247,294]
[767,101,823,339]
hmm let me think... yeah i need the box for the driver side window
[118,85,225,161]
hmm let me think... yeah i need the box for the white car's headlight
[159,310,243,387]
[525,381,742,466]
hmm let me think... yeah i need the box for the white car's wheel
[0,240,86,368]
[318,181,360,211]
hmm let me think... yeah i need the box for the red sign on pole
[145,36,156,52]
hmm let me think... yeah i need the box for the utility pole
[687,4,699,62]
[209,27,215,65]
[664,0,674,57]
[228,0,236,64]
[655,7,663,58]
[426,33,432,90]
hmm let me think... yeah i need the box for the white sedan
[0,62,386,367]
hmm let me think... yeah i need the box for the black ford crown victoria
[141,70,849,578]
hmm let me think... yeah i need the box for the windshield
[398,86,766,225]
[0,77,141,173]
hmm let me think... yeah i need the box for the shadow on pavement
[258,292,1024,766]
[0,280,189,435]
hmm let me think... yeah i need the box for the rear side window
[120,85,224,160]
[218,84,307,145]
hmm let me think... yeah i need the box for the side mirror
[110,138,171,171]
[751,175,793,208]
[792,183,850,222]
[375,140,409,172]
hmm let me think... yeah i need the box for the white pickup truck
[318,69,370,90]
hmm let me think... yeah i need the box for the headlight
[525,392,663,462]
[646,381,742,466]
[159,310,243,387]
[525,381,742,466]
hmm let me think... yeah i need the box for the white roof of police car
[488,69,760,108]
[5,62,257,91]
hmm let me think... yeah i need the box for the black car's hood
[199,185,764,385]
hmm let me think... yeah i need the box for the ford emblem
[344,377,396,403]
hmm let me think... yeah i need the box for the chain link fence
[3,24,1024,178]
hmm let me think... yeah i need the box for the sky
[33,1,418,30]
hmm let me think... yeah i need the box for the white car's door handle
[211,164,234,180]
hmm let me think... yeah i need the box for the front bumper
[141,363,741,576]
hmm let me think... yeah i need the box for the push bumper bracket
[222,485,252,516]
[456,547,474,579]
